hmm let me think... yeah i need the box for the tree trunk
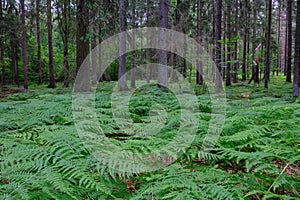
[92,37,98,85]
[36,0,42,84]
[130,0,136,88]
[0,1,5,87]
[196,0,203,85]
[233,0,238,83]
[293,0,300,97]
[47,0,55,88]
[75,0,90,92]
[157,0,169,89]
[62,0,70,87]
[10,40,19,86]
[21,0,28,90]
[98,28,103,82]
[242,0,248,81]
[146,0,151,83]
[91,7,98,86]
[251,0,259,85]
[286,0,292,82]
[215,0,223,89]
[264,0,272,89]
[118,0,128,90]
[211,2,216,80]
[276,0,281,76]
[225,0,231,86]
[222,13,226,80]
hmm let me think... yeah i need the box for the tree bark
[75,0,90,92]
[118,0,128,90]
[146,0,151,83]
[196,0,203,85]
[0,1,5,87]
[293,0,300,97]
[36,0,42,84]
[21,0,28,90]
[276,0,281,76]
[233,0,238,83]
[251,0,259,85]
[47,0,55,88]
[264,0,272,89]
[62,0,70,87]
[130,0,136,88]
[286,0,292,82]
[157,0,169,89]
[215,0,223,89]
[225,0,231,86]
[242,0,248,81]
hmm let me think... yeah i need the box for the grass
[0,77,299,199]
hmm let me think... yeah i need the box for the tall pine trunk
[21,0,28,90]
[75,0,90,92]
[196,0,203,85]
[286,0,292,82]
[0,1,5,87]
[293,0,300,97]
[47,0,55,88]
[242,0,248,81]
[36,0,42,84]
[264,0,272,89]
[146,0,151,83]
[62,0,70,87]
[276,0,281,76]
[130,0,136,88]
[157,0,169,89]
[118,0,128,90]
[215,0,223,89]
[233,0,238,83]
[225,0,231,86]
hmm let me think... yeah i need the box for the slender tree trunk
[293,0,300,97]
[62,0,70,87]
[251,0,259,85]
[98,28,103,82]
[157,0,169,89]
[286,0,292,82]
[47,0,55,88]
[242,0,248,81]
[211,2,216,80]
[284,21,287,75]
[215,0,223,89]
[21,0,28,90]
[146,0,151,83]
[233,0,238,83]
[92,37,98,85]
[286,0,293,83]
[276,0,281,76]
[196,0,203,85]
[10,40,18,86]
[118,0,128,90]
[130,0,136,88]
[226,0,231,86]
[264,0,272,89]
[36,0,42,84]
[0,1,5,87]
[222,12,226,80]
[75,0,90,92]
[91,7,98,86]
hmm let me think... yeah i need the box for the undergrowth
[0,78,299,199]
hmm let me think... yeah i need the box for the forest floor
[0,77,299,199]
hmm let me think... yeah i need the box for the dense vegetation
[0,77,299,199]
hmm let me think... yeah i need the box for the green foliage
[0,79,300,199]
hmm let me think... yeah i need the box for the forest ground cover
[0,76,299,199]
